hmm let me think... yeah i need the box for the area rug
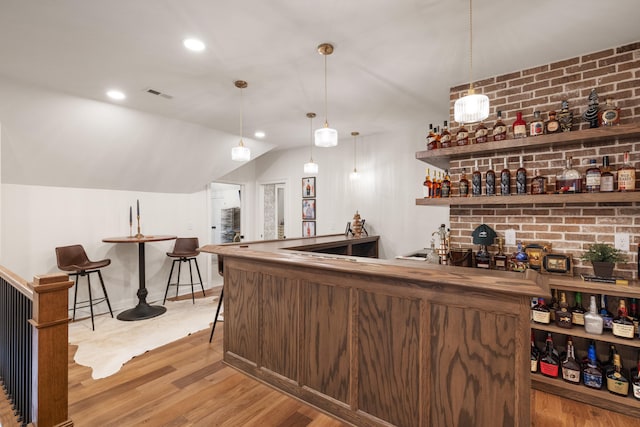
[68,296,220,379]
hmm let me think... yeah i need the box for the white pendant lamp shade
[315,43,338,147]
[232,80,251,162]
[304,112,319,173]
[454,92,490,124]
[304,161,319,174]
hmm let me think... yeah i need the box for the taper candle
[137,199,140,216]
[129,206,132,225]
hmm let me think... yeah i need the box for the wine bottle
[612,298,635,339]
[472,160,482,197]
[606,353,629,397]
[530,330,540,373]
[532,297,551,324]
[516,155,527,195]
[459,168,469,197]
[570,292,586,326]
[583,343,603,389]
[584,295,603,335]
[512,111,527,138]
[561,336,581,384]
[539,332,560,378]
[486,159,496,196]
[555,291,573,329]
[500,158,511,196]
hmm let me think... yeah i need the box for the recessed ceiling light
[183,38,206,52]
[254,131,266,138]
[106,90,126,100]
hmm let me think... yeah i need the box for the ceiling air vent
[144,87,173,100]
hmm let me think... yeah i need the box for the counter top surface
[200,234,550,298]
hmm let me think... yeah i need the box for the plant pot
[592,261,614,278]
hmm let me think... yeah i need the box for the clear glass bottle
[530,110,544,136]
[531,168,546,195]
[600,155,615,192]
[612,298,635,339]
[456,123,469,146]
[512,111,527,138]
[618,151,636,192]
[459,167,469,197]
[599,97,621,127]
[441,169,451,198]
[474,121,489,143]
[555,156,582,193]
[583,343,603,389]
[561,336,581,384]
[585,159,601,192]
[516,155,527,194]
[532,297,551,324]
[492,110,507,141]
[555,291,573,329]
[584,295,603,335]
[440,120,452,148]
[545,110,561,134]
[486,159,496,196]
[500,158,511,196]
[472,160,482,197]
[539,332,560,378]
[570,292,586,326]
[606,354,629,396]
[530,330,540,373]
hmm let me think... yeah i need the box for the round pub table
[102,235,177,321]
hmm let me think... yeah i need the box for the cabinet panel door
[224,265,260,364]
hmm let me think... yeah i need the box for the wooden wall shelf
[531,321,640,349]
[416,191,640,206]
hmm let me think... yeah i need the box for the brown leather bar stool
[55,244,113,330]
[163,237,205,304]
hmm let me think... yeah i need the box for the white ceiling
[0,0,639,151]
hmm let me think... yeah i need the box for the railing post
[29,273,74,427]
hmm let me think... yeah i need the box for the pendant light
[303,112,319,174]
[454,0,489,124]
[349,131,360,180]
[314,43,338,147]
[231,80,251,162]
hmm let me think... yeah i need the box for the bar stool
[163,237,205,304]
[55,244,113,330]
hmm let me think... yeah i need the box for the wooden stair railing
[0,266,73,427]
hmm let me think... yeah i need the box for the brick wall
[446,41,640,279]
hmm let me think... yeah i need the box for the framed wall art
[302,177,316,198]
[302,199,316,220]
[302,221,316,237]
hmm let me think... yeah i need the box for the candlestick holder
[135,215,144,238]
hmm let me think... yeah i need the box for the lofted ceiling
[0,0,638,152]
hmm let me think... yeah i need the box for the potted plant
[580,243,626,277]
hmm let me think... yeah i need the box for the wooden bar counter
[200,234,549,427]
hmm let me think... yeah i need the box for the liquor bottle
[618,151,636,192]
[599,97,621,127]
[531,168,546,195]
[583,343,603,389]
[603,344,617,376]
[600,294,614,331]
[441,169,451,198]
[632,351,640,400]
[434,171,442,198]
[471,160,482,197]
[558,100,574,132]
[500,158,511,196]
[423,168,432,198]
[474,121,489,143]
[531,331,540,373]
[600,155,615,192]
[570,292,586,326]
[630,298,639,336]
[555,291,573,329]
[486,159,496,196]
[584,295,603,335]
[549,288,559,322]
[529,110,544,136]
[512,111,527,139]
[561,336,581,384]
[607,354,629,396]
[585,159,601,193]
[532,297,551,324]
[539,332,560,378]
[492,110,508,141]
[516,155,527,195]
[456,123,469,146]
[612,298,635,339]
[555,156,582,193]
[459,168,470,197]
[440,120,452,148]
[426,124,438,150]
[545,110,561,134]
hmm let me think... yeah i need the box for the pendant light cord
[324,54,329,127]
[309,115,314,161]
[468,0,474,92]
[353,134,357,171]
[239,87,244,145]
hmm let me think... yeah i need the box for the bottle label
[475,128,488,143]
[441,182,451,198]
[514,124,527,138]
[601,109,619,126]
[584,372,603,389]
[540,361,559,377]
[460,181,469,197]
[586,173,601,188]
[546,121,560,133]
[607,375,629,395]
[500,172,510,195]
[530,122,544,136]
[633,382,640,399]
[562,367,580,383]
[440,135,451,148]
[556,312,572,328]
[618,170,636,191]
[456,131,468,146]
[492,125,507,141]
[486,173,496,195]
[472,175,482,196]
[600,175,614,192]
[530,359,538,372]
[572,312,585,326]
[603,315,613,330]
[532,310,550,324]
[612,322,635,338]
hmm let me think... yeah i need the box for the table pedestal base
[117,303,166,321]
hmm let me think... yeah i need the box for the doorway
[210,182,243,244]
[260,181,287,240]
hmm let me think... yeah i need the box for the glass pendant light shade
[454,92,490,124]
[314,125,338,148]
[231,141,251,161]
[304,161,319,174]
[349,169,360,180]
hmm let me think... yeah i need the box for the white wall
[221,126,450,259]
[1,183,211,311]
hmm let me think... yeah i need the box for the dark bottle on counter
[539,332,560,378]
[600,155,615,192]
[516,155,527,195]
[607,354,629,397]
[532,297,551,324]
[486,159,496,196]
[529,110,544,136]
[459,168,470,197]
[555,291,573,329]
[570,292,586,326]
[492,110,508,141]
[500,158,511,196]
[531,168,546,195]
[472,160,482,196]
[612,299,635,339]
[531,331,540,373]
[474,121,489,143]
[585,159,601,192]
[440,120,452,148]
[561,336,581,384]
[583,343,603,390]
[441,169,451,198]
